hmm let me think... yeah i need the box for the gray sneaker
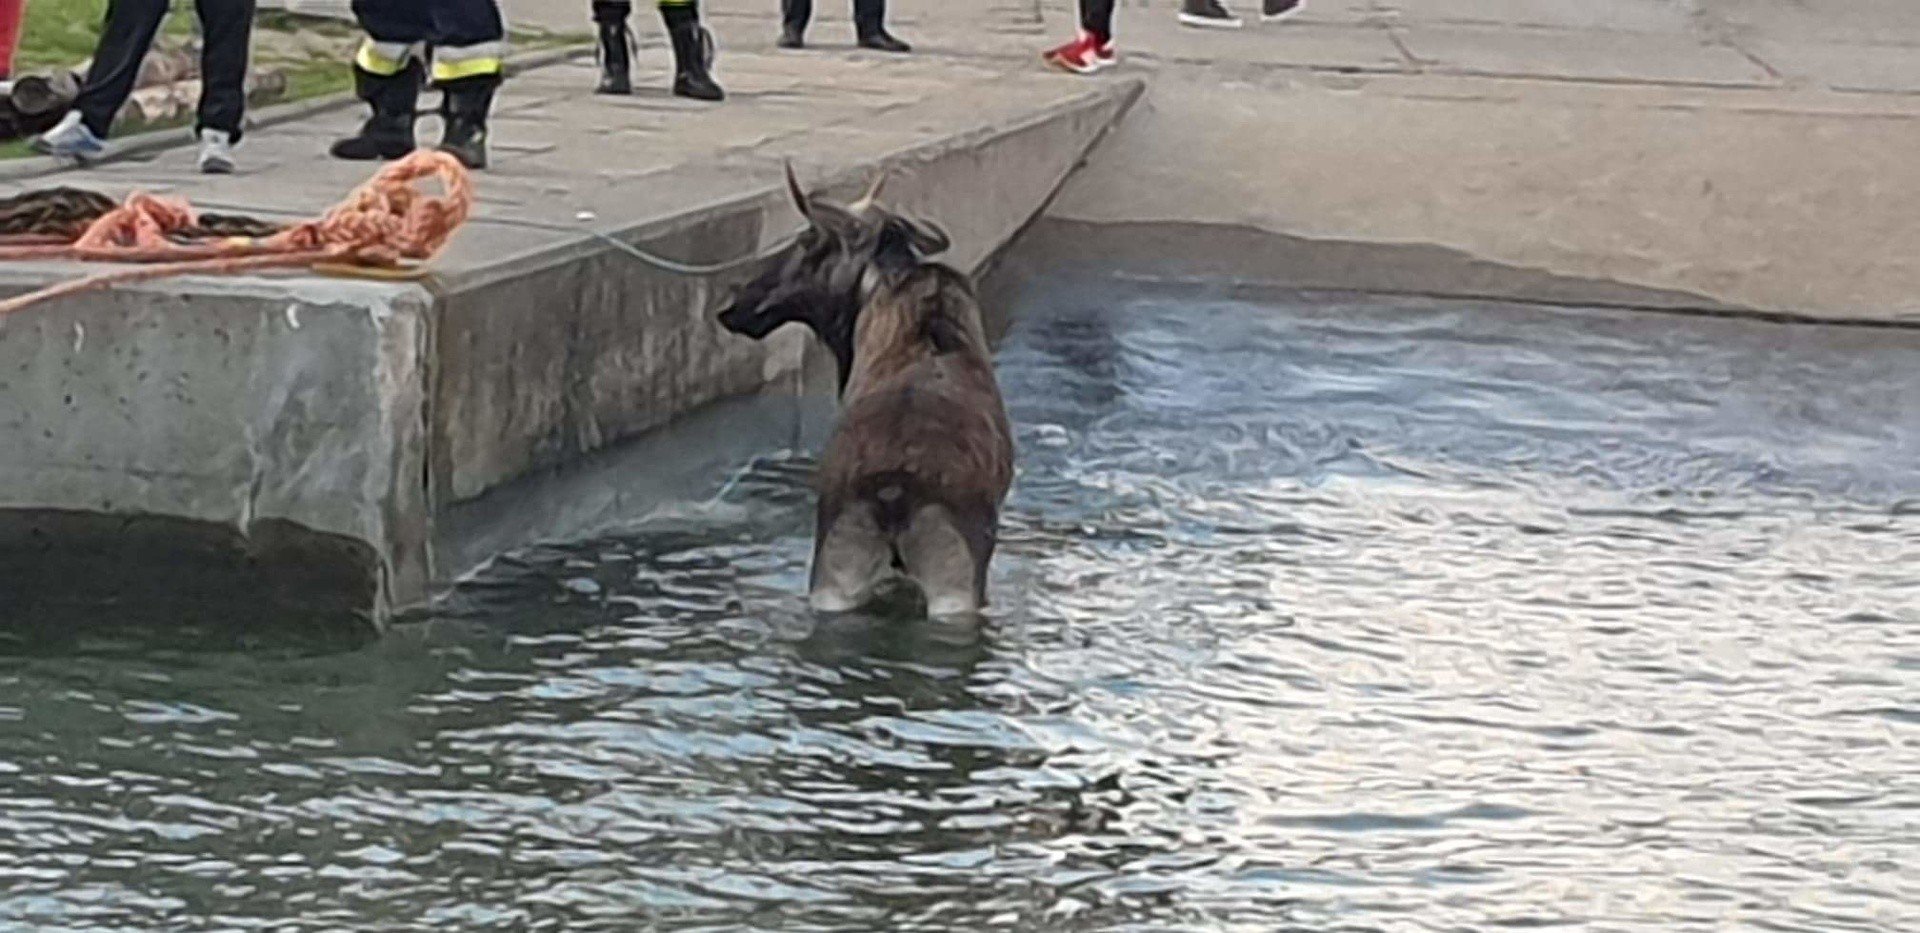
[32,111,106,164]
[1180,0,1245,29]
[1263,0,1302,20]
[197,129,236,174]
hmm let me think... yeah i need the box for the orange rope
[0,150,474,318]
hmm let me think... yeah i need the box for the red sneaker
[1094,38,1118,69]
[1044,32,1109,75]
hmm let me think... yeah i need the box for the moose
[719,167,1014,618]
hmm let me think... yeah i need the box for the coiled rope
[0,149,474,318]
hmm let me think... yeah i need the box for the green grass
[16,0,194,74]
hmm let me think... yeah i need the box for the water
[3,266,1918,931]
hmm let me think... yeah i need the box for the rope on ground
[0,187,287,243]
[0,150,474,319]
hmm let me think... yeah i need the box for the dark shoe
[596,20,635,94]
[857,29,912,53]
[662,5,725,101]
[330,62,421,161]
[1262,0,1301,20]
[777,26,805,49]
[1180,0,1245,29]
[673,68,725,102]
[438,75,498,170]
[330,116,415,161]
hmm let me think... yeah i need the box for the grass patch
[16,0,194,74]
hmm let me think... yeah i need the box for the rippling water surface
[3,267,1918,930]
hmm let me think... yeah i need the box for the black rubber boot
[854,0,910,52]
[596,20,635,94]
[779,0,810,48]
[329,62,421,161]
[438,75,498,170]
[662,5,725,101]
[591,20,637,94]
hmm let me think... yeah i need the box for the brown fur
[718,168,1014,614]
[816,266,1015,603]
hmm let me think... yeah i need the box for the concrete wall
[1048,71,1920,323]
[0,78,1142,629]
[0,277,435,606]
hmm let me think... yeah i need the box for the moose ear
[904,217,951,257]
[784,162,816,224]
[873,215,951,269]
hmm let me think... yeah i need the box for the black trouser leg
[72,0,170,138]
[426,0,508,70]
[853,0,883,38]
[1080,0,1116,41]
[783,0,812,32]
[193,0,255,140]
[352,0,431,45]
[592,0,631,23]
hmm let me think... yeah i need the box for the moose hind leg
[899,505,988,618]
[810,503,893,613]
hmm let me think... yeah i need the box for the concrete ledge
[1049,71,1920,322]
[0,277,435,608]
[0,75,1143,630]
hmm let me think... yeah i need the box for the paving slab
[1397,24,1774,87]
[1742,39,1920,94]
[1370,0,1696,34]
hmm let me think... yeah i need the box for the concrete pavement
[482,0,1920,319]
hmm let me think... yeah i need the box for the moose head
[718,165,952,387]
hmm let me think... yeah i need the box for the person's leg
[659,1,723,101]
[852,0,909,52]
[428,0,507,169]
[778,0,811,48]
[592,0,634,93]
[331,0,429,161]
[72,0,171,139]
[193,0,255,142]
[1081,0,1117,42]
[0,0,26,80]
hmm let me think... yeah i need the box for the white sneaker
[197,129,237,174]
[32,111,106,164]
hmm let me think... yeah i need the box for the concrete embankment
[0,45,1142,629]
[1038,2,1920,323]
[7,0,1920,630]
